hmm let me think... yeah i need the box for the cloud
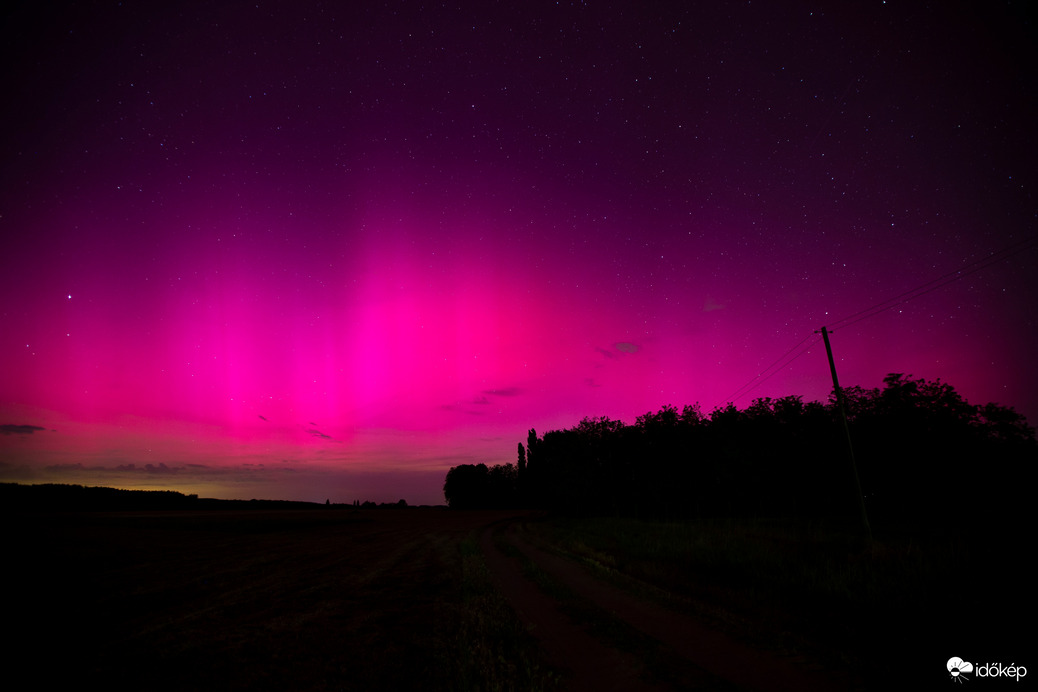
[144,463,180,474]
[45,463,86,471]
[43,461,180,475]
[258,415,268,421]
[482,387,522,397]
[1,424,47,435]
[596,343,640,359]
[703,298,724,312]
[584,378,601,388]
[110,463,184,474]
[305,427,332,440]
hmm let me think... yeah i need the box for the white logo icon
[948,657,973,683]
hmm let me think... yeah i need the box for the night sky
[2,1,1035,505]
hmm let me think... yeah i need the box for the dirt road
[481,517,860,692]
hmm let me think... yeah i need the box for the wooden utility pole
[819,326,872,542]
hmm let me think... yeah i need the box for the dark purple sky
[2,1,1035,504]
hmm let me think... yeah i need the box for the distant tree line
[443,374,1035,528]
[0,483,210,512]
[0,484,415,512]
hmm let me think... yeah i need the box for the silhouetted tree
[443,463,487,509]
[443,462,519,509]
[494,374,1034,527]
[526,428,539,472]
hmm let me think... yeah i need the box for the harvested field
[6,509,1025,690]
[7,508,535,691]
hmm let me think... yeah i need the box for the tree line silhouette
[0,484,414,512]
[443,374,1035,528]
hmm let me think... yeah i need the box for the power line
[722,333,814,403]
[722,333,822,405]
[737,335,821,402]
[716,234,1036,408]
[827,235,1037,333]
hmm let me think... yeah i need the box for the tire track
[485,518,860,692]
[480,521,667,691]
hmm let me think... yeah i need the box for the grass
[7,508,1023,689]
[450,535,561,692]
[4,509,554,692]
[527,515,1027,686]
[494,529,735,690]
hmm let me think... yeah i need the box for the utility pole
[819,326,872,542]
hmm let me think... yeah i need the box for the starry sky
[1,1,1035,505]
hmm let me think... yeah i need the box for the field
[7,508,550,691]
[6,508,1029,690]
[524,516,1029,688]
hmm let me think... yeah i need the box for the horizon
[2,2,1035,506]
[2,374,1031,506]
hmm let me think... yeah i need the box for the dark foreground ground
[7,508,522,691]
[4,508,1030,690]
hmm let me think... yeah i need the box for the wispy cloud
[113,463,183,475]
[597,342,640,358]
[441,388,523,417]
[48,462,184,475]
[482,387,522,397]
[1,424,47,435]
